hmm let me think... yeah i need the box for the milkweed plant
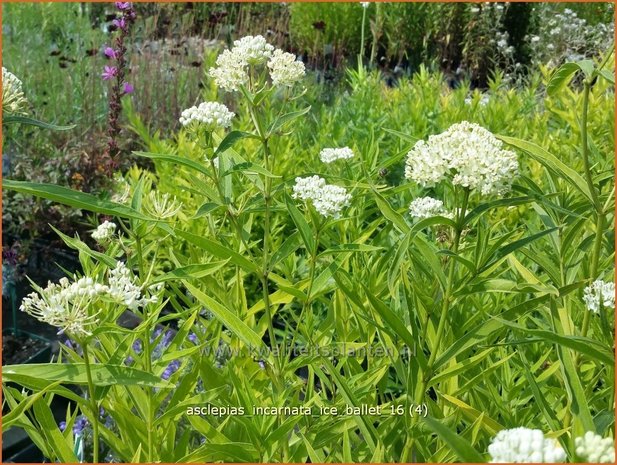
[2,26,615,464]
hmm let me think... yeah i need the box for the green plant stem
[580,82,600,211]
[81,343,100,464]
[359,5,367,69]
[581,213,605,338]
[286,224,322,367]
[134,233,154,462]
[403,188,469,461]
[426,189,469,369]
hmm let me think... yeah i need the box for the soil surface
[2,333,50,365]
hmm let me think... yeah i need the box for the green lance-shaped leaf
[2,114,75,130]
[423,416,486,463]
[497,135,595,204]
[183,282,271,361]
[2,180,154,221]
[2,363,172,388]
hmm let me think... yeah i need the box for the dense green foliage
[2,2,615,463]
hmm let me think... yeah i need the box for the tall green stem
[135,233,154,461]
[579,79,605,338]
[403,188,469,461]
[81,343,100,464]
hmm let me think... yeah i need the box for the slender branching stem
[81,342,100,463]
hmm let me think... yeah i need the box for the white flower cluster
[292,175,351,218]
[583,279,615,313]
[404,121,518,196]
[488,427,566,463]
[267,49,306,87]
[208,35,304,92]
[575,432,615,463]
[145,191,182,219]
[20,262,158,337]
[91,221,117,243]
[408,197,451,220]
[209,49,250,92]
[233,35,274,65]
[179,101,235,130]
[319,147,355,164]
[2,67,28,115]
[107,262,158,310]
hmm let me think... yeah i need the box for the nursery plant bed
[1,330,52,365]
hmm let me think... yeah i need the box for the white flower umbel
[408,197,451,220]
[20,277,106,337]
[267,49,305,86]
[179,101,235,130]
[404,121,519,196]
[107,262,158,310]
[319,147,355,164]
[233,35,274,65]
[2,67,28,115]
[292,175,351,218]
[208,49,249,92]
[144,191,182,219]
[292,175,327,202]
[91,221,117,243]
[488,428,566,463]
[583,279,615,313]
[575,432,615,463]
[20,263,158,336]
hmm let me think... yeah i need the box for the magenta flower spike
[104,46,118,59]
[115,2,131,10]
[112,18,127,30]
[123,82,134,94]
[102,65,118,80]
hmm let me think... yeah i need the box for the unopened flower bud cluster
[583,279,615,313]
[405,121,518,196]
[293,175,351,218]
[319,147,355,164]
[575,431,615,463]
[91,221,117,243]
[20,262,159,337]
[408,196,452,220]
[179,101,235,130]
[208,35,305,92]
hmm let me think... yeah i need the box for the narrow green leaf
[285,193,315,254]
[151,261,229,283]
[2,180,154,220]
[497,136,595,204]
[2,115,75,130]
[3,363,171,388]
[546,62,580,96]
[423,416,485,463]
[267,106,311,137]
[183,282,270,359]
[133,151,210,177]
[214,130,257,157]
[176,229,259,273]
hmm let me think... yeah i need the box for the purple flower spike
[115,2,131,10]
[102,65,118,80]
[73,416,89,435]
[188,332,198,344]
[59,421,67,432]
[104,46,118,59]
[112,17,127,30]
[123,82,134,94]
[161,360,181,380]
